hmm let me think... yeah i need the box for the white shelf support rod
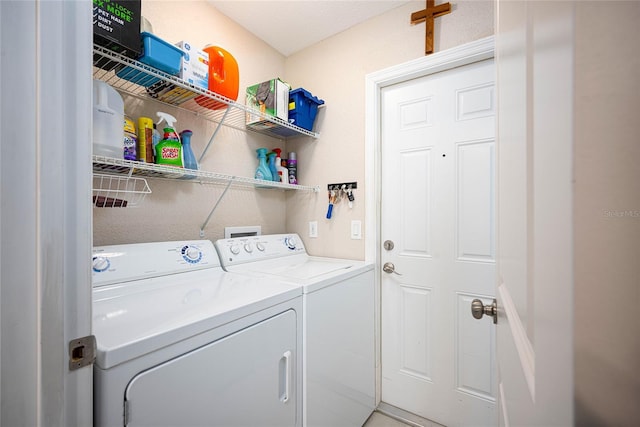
[199,179,234,237]
[198,107,231,164]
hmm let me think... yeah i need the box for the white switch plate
[309,221,318,238]
[351,220,362,240]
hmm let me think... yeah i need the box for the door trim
[364,36,495,405]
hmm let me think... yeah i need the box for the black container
[93,0,142,59]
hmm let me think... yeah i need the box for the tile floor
[362,405,446,427]
[363,412,415,427]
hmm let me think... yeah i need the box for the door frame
[364,36,495,405]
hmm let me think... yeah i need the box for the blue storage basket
[288,88,324,131]
[116,32,183,87]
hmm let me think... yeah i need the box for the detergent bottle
[267,151,279,182]
[195,45,239,110]
[273,148,288,184]
[255,148,273,181]
[155,112,183,167]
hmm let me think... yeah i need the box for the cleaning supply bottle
[152,123,161,160]
[267,151,279,182]
[255,148,273,181]
[273,148,288,184]
[137,116,154,163]
[287,152,298,184]
[155,112,183,167]
[180,130,198,176]
[195,45,239,111]
[123,116,137,160]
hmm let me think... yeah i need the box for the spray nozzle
[156,112,177,129]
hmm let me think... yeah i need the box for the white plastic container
[93,80,124,159]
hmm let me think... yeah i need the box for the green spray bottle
[155,112,183,167]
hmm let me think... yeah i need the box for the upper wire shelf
[92,44,319,140]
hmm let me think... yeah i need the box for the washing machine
[91,240,303,427]
[214,234,375,427]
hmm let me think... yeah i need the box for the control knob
[256,242,265,252]
[230,245,241,255]
[244,243,253,253]
[284,236,297,250]
[184,246,201,262]
[92,256,110,272]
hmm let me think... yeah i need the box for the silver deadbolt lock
[471,298,497,324]
[383,240,394,251]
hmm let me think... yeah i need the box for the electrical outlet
[309,221,318,238]
[351,220,362,240]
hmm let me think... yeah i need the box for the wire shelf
[92,45,319,140]
[92,155,320,192]
[93,174,152,208]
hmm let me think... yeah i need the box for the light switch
[351,220,362,240]
[309,221,318,238]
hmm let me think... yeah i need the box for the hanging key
[326,189,335,219]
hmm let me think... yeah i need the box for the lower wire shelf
[92,155,320,192]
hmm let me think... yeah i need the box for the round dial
[230,245,241,255]
[181,245,203,263]
[92,256,110,272]
[285,236,297,250]
[256,242,265,252]
[244,243,253,253]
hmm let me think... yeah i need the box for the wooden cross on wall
[411,0,452,55]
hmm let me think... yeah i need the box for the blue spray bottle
[180,130,198,179]
[267,152,279,182]
[255,148,273,181]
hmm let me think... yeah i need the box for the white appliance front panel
[124,310,298,427]
[305,269,375,427]
[93,270,300,369]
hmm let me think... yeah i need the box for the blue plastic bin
[288,88,324,131]
[116,32,183,87]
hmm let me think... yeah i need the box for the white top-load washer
[214,234,375,427]
[92,240,303,427]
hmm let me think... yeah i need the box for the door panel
[125,310,297,427]
[400,148,432,256]
[457,140,495,261]
[495,1,574,425]
[381,59,496,427]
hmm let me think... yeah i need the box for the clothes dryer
[92,240,302,427]
[214,234,375,427]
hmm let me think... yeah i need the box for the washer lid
[226,254,374,293]
[92,268,301,369]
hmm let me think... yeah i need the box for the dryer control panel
[215,234,306,266]
[92,240,219,287]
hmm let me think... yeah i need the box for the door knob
[471,298,497,324]
[383,262,402,275]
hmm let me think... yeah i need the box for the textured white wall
[574,2,640,424]
[285,1,494,258]
[93,1,290,245]
[93,0,494,249]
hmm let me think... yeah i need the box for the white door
[380,59,496,427]
[1,1,93,426]
[494,1,573,425]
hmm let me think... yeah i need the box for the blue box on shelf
[116,32,184,87]
[288,88,324,131]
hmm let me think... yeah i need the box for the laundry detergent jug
[93,80,124,158]
[195,45,239,110]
